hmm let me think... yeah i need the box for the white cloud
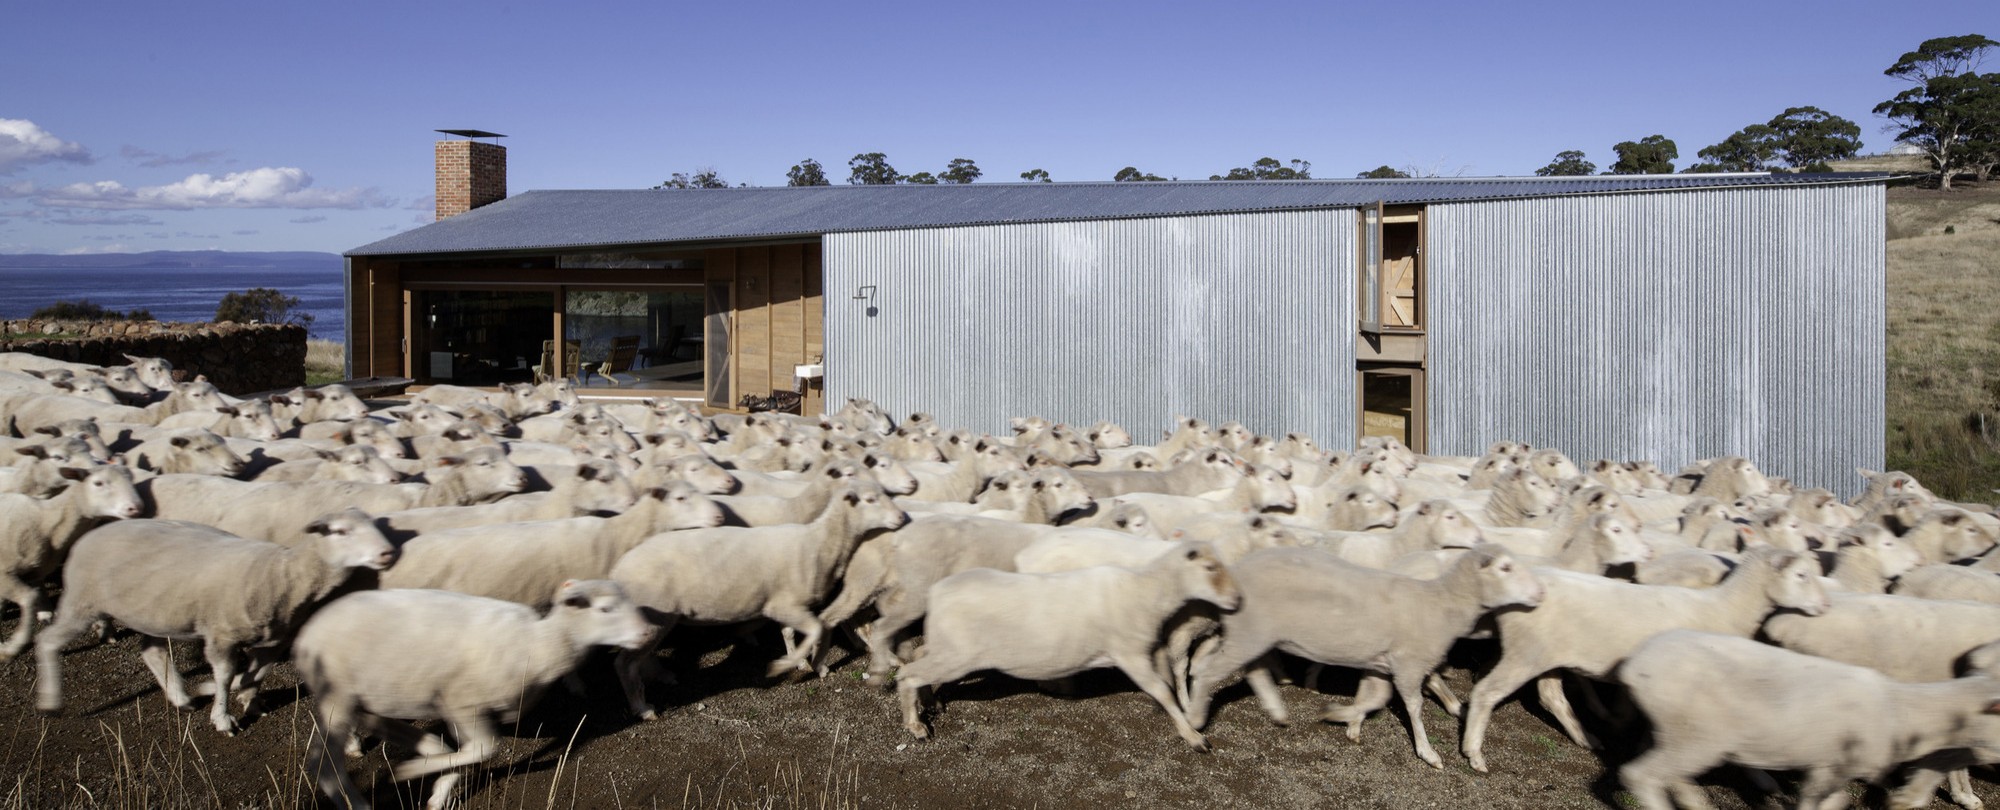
[0,119,92,175]
[289,215,327,224]
[62,243,133,254]
[37,167,390,210]
[405,195,434,211]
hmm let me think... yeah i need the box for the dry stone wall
[0,320,306,395]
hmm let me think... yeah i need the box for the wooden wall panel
[770,244,806,398]
[364,262,403,377]
[736,246,773,397]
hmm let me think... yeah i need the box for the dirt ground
[6,618,1997,810]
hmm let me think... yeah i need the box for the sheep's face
[573,440,641,475]
[886,432,946,464]
[653,408,716,441]
[569,417,640,454]
[648,482,727,529]
[170,380,229,414]
[1331,488,1399,531]
[1925,510,2000,562]
[1248,466,1297,512]
[307,385,371,422]
[1844,525,1921,579]
[1029,469,1095,519]
[91,365,151,399]
[572,463,642,515]
[1109,503,1161,539]
[1589,514,1651,565]
[970,440,1028,478]
[1415,501,1484,549]
[21,437,99,471]
[1529,450,1579,483]
[1217,422,1254,450]
[395,404,459,437]
[839,482,909,533]
[319,445,401,484]
[440,447,528,500]
[1763,550,1831,615]
[858,452,919,496]
[1499,470,1561,519]
[1126,453,1160,471]
[663,454,738,495]
[306,509,398,570]
[1088,421,1133,449]
[1588,460,1641,494]
[972,471,1032,511]
[1475,548,1544,609]
[64,464,142,520]
[1009,415,1051,436]
[164,430,247,478]
[48,374,120,404]
[122,354,175,390]
[341,418,408,460]
[223,402,285,442]
[556,579,652,650]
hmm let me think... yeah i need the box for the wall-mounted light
[853,285,876,300]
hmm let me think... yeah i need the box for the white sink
[794,363,824,379]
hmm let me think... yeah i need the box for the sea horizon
[0,265,345,341]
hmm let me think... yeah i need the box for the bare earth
[6,617,1996,809]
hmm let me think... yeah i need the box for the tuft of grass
[304,339,345,386]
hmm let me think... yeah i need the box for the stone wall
[0,320,307,395]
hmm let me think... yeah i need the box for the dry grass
[1885,183,2000,500]
[304,339,344,386]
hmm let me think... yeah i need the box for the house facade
[347,142,1886,492]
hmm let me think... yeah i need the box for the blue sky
[0,0,1988,255]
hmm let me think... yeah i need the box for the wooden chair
[593,335,642,387]
[534,339,582,385]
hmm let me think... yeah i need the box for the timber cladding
[706,243,824,413]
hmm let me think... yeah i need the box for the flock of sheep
[6,350,2000,809]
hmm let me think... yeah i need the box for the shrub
[28,300,154,321]
[215,288,312,326]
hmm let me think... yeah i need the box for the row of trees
[1530,34,1998,188]
[658,35,1998,192]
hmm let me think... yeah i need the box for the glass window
[563,290,704,387]
[412,290,553,385]
[1359,205,1382,333]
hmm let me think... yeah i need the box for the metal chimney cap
[436,130,506,140]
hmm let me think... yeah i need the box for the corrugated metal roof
[346,173,1893,257]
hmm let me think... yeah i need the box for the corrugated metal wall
[1426,184,1885,495]
[824,211,1355,443]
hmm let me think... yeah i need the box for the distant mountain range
[0,250,341,271]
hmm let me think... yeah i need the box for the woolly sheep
[0,464,143,659]
[896,541,1240,751]
[374,460,637,538]
[1186,545,1544,767]
[122,428,249,477]
[1459,547,1829,772]
[297,580,649,810]
[34,510,395,734]
[1619,630,2000,810]
[611,480,910,717]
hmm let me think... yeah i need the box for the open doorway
[1359,365,1425,452]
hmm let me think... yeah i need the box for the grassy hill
[1885,181,2000,499]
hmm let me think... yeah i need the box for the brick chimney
[435,133,506,220]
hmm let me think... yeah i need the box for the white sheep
[610,480,910,718]
[34,509,395,734]
[1070,447,1247,498]
[1185,545,1544,767]
[1459,547,1830,772]
[378,481,725,606]
[248,444,402,484]
[1108,463,1296,534]
[121,427,249,477]
[1618,629,2000,810]
[1308,499,1486,569]
[0,464,143,659]
[373,460,637,537]
[296,580,649,810]
[895,541,1240,750]
[1893,563,2000,604]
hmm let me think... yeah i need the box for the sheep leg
[1393,670,1444,768]
[202,639,241,735]
[1796,766,1852,810]
[31,601,99,714]
[307,702,368,810]
[615,620,673,721]
[894,649,978,741]
[1461,656,1543,773]
[391,713,498,785]
[1322,673,1392,741]
[1947,768,1984,810]
[1424,672,1463,717]
[1535,674,1601,750]
[1242,657,1290,726]
[1113,653,1210,752]
[1619,746,1718,810]
[1888,766,1968,810]
[865,592,922,684]
[137,636,196,709]
[763,603,822,678]
[0,574,41,660]
[1185,635,1273,730]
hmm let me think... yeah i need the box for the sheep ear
[314,449,339,461]
[646,487,669,501]
[437,455,464,467]
[560,590,592,610]
[169,436,191,448]
[15,446,47,459]
[32,425,61,436]
[216,405,240,416]
[303,518,333,535]
[268,394,294,406]
[843,490,861,506]
[57,467,89,481]
[643,433,664,446]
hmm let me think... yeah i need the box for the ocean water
[0,267,345,340]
